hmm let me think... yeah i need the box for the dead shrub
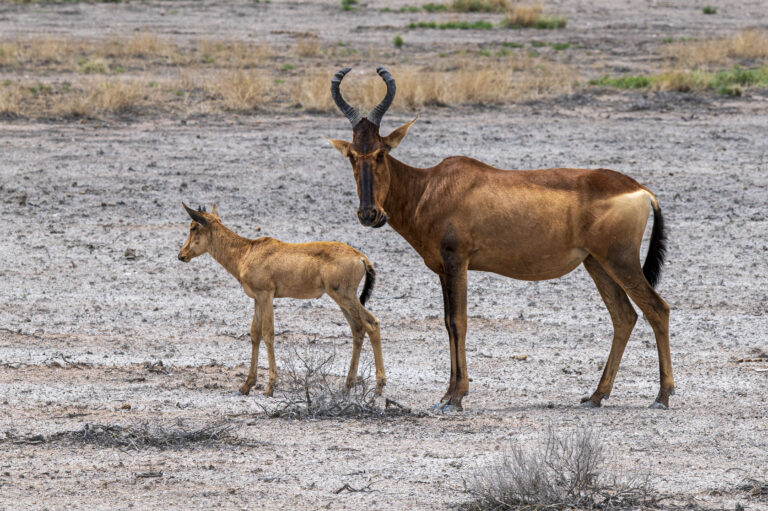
[5,420,252,450]
[465,428,662,511]
[258,346,413,419]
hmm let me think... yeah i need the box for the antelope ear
[326,138,351,157]
[382,115,418,150]
[211,203,220,220]
[183,202,210,227]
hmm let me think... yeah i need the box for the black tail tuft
[359,260,375,306]
[642,204,667,289]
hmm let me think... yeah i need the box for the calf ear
[326,138,351,157]
[382,115,418,150]
[183,202,210,227]
[211,203,220,220]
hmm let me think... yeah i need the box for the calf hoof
[239,383,252,396]
[579,399,599,409]
[649,401,668,410]
[264,385,275,398]
[375,379,386,396]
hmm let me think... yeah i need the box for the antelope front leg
[239,301,262,395]
[259,293,277,397]
[438,244,470,411]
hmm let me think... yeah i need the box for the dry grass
[209,70,268,111]
[294,59,576,112]
[295,36,321,58]
[503,4,566,29]
[2,32,577,119]
[667,28,768,68]
[57,78,143,116]
[0,83,24,117]
[505,4,542,26]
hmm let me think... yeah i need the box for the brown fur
[178,203,385,397]
[330,120,673,411]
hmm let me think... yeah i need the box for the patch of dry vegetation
[208,70,268,111]
[258,347,415,419]
[295,58,576,112]
[464,428,662,511]
[450,0,510,12]
[504,4,566,29]
[0,30,582,119]
[666,28,768,68]
[4,420,254,450]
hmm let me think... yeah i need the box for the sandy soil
[1,1,768,510]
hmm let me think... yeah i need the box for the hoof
[433,403,463,413]
[579,399,599,409]
[264,386,274,398]
[649,401,668,410]
[239,384,252,396]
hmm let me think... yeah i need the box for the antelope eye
[191,226,197,231]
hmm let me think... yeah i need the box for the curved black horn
[367,66,396,126]
[331,68,363,127]
[183,202,209,226]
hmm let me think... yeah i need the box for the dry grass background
[2,27,767,119]
[0,31,577,118]
[665,29,768,68]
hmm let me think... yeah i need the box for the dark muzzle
[357,207,387,228]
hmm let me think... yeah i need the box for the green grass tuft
[423,2,447,11]
[702,5,717,14]
[533,15,567,29]
[589,75,654,89]
[393,34,404,48]
[408,20,494,29]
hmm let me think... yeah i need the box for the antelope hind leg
[580,256,638,408]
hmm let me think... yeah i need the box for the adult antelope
[328,67,673,411]
[178,203,386,396]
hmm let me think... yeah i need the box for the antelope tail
[359,258,376,306]
[642,198,667,289]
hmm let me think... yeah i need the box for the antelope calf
[177,203,385,396]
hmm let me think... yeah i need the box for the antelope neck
[381,155,430,236]
[207,222,252,279]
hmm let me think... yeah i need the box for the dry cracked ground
[1,0,767,510]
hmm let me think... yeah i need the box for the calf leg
[339,309,366,391]
[359,305,386,395]
[594,254,674,409]
[239,301,262,395]
[330,292,386,395]
[581,256,638,407]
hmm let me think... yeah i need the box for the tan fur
[178,203,385,397]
